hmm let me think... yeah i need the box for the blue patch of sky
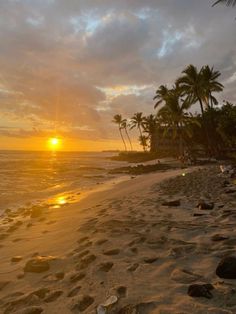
[158,30,182,58]
[70,12,103,35]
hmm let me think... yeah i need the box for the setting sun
[48,137,61,150]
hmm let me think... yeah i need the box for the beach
[0,163,236,313]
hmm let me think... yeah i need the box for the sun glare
[48,137,61,150]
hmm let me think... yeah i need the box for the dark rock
[99,262,113,272]
[211,234,229,242]
[188,283,214,299]
[44,290,63,303]
[72,295,94,312]
[225,188,236,194]
[11,256,22,262]
[24,257,50,273]
[116,286,127,297]
[117,304,135,314]
[197,201,214,210]
[162,200,180,207]
[216,256,236,279]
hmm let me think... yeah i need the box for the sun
[48,137,61,150]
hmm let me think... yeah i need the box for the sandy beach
[1,165,236,313]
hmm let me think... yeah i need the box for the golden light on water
[57,196,67,205]
[48,137,61,150]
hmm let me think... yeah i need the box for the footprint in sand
[70,272,86,283]
[72,295,94,312]
[77,236,89,244]
[103,249,120,256]
[73,250,90,261]
[127,263,139,272]
[76,254,96,270]
[98,262,113,272]
[44,290,63,303]
[95,239,108,246]
[67,286,81,298]
[46,220,57,225]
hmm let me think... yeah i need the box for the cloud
[0,0,235,141]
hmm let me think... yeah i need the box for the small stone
[11,256,22,262]
[72,295,94,312]
[162,200,180,207]
[216,256,236,279]
[188,283,214,299]
[117,286,127,297]
[24,257,50,273]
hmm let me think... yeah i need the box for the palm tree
[157,87,193,154]
[153,85,169,109]
[112,114,127,151]
[176,64,205,115]
[201,65,224,109]
[121,119,133,151]
[143,114,159,152]
[130,112,146,151]
[213,0,236,6]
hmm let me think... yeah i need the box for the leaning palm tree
[112,114,127,151]
[153,85,169,109]
[213,0,236,6]
[121,119,133,151]
[130,112,146,151]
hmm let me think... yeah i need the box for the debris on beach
[97,295,118,314]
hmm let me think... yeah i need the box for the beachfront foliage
[113,64,235,157]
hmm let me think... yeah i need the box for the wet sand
[0,166,236,313]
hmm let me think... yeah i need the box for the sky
[0,0,235,151]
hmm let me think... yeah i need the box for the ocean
[0,150,128,213]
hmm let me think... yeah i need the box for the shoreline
[1,165,236,313]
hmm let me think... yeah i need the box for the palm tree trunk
[138,126,145,151]
[124,127,133,151]
[119,128,127,151]
[198,97,211,155]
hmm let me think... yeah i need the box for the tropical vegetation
[112,64,236,159]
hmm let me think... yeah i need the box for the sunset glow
[48,137,61,150]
